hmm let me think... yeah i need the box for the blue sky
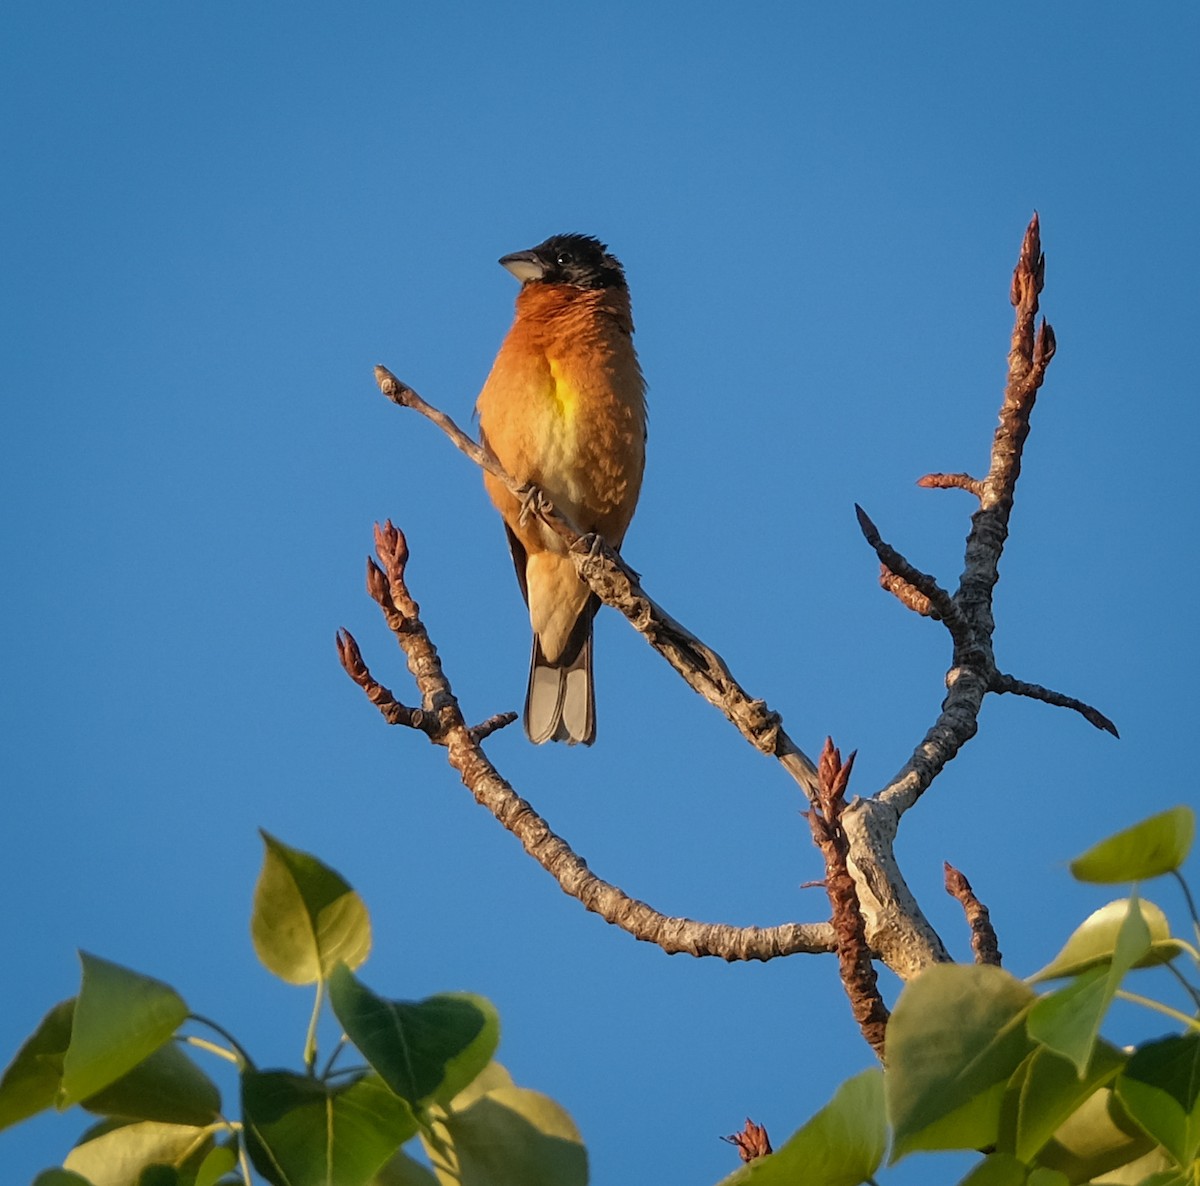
[3,4,1198,1183]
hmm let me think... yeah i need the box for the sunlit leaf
[714,1068,886,1185]
[424,1081,586,1186]
[83,1040,221,1126]
[886,964,1036,1159]
[999,1042,1125,1161]
[0,998,75,1130]
[1035,1085,1156,1182]
[1115,1033,1200,1168]
[954,1151,1027,1186]
[60,956,188,1106]
[1030,899,1178,981]
[64,1118,215,1186]
[242,1070,417,1186]
[32,1171,94,1186]
[372,1148,440,1186]
[1027,897,1150,1074]
[194,1140,239,1186]
[1026,1170,1069,1186]
[251,832,372,985]
[329,966,499,1109]
[1070,807,1194,883]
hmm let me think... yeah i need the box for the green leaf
[1070,807,1195,883]
[1027,897,1151,1074]
[999,1042,1125,1161]
[1114,1033,1200,1168]
[1035,1085,1156,1182]
[242,1070,418,1186]
[954,1152,1027,1186]
[1025,1171,1069,1186]
[886,964,1036,1159]
[194,1141,240,1186]
[63,1118,216,1186]
[329,966,499,1110]
[83,1041,221,1126]
[371,1149,440,1186]
[0,998,75,1130]
[251,831,372,985]
[714,1068,886,1186]
[60,955,188,1106]
[32,1171,95,1186]
[1030,898,1179,981]
[424,1081,586,1186]
[136,1167,180,1186]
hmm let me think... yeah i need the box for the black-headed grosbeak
[476,234,647,745]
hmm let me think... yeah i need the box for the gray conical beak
[499,250,545,283]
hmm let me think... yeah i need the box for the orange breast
[477,284,646,549]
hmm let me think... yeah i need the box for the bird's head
[499,234,626,290]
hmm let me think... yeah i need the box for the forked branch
[345,215,1114,986]
[339,521,836,961]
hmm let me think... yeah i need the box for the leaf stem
[1115,989,1200,1032]
[320,1034,349,1079]
[187,1014,255,1070]
[1172,870,1200,950]
[304,978,325,1074]
[1162,959,1200,1013]
[181,1034,240,1065]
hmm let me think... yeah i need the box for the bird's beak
[499,250,545,283]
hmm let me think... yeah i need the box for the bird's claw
[517,484,552,527]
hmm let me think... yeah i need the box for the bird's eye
[555,251,573,266]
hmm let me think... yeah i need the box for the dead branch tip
[944,861,1002,966]
[722,1118,772,1162]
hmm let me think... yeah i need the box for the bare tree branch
[944,862,1002,967]
[991,672,1119,737]
[805,740,890,1058]
[374,364,821,798]
[347,214,1114,988]
[339,521,836,961]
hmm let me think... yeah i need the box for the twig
[870,214,1111,824]
[374,365,821,798]
[339,522,836,961]
[943,863,1002,966]
[917,472,985,498]
[991,672,1118,736]
[879,565,935,617]
[805,739,890,1057]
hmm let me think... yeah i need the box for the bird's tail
[525,618,595,746]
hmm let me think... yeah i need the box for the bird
[475,233,647,746]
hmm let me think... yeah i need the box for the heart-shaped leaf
[886,964,1036,1159]
[1027,896,1151,1074]
[1030,898,1178,982]
[242,1070,418,1186]
[1070,807,1194,883]
[714,1068,886,1186]
[1115,1033,1200,1168]
[424,1078,586,1186]
[60,955,188,1106]
[251,832,371,985]
[0,998,75,1130]
[329,966,499,1110]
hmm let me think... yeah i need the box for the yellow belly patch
[547,357,578,421]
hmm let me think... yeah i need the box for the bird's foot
[516,483,553,527]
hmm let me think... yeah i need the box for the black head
[498,233,627,290]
